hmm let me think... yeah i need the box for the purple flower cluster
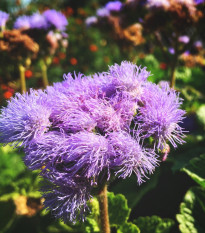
[14,10,68,31]
[105,1,123,12]
[0,61,186,222]
[95,1,123,18]
[0,10,9,28]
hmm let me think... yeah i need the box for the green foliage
[182,154,205,188]
[134,216,175,233]
[108,192,131,226]
[0,146,25,188]
[117,222,140,233]
[81,192,139,233]
[196,105,205,129]
[176,187,205,233]
[138,55,168,83]
[82,198,100,233]
[175,67,192,83]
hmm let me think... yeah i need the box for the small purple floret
[178,35,190,44]
[14,15,31,29]
[96,8,110,17]
[0,10,9,28]
[43,9,68,30]
[105,1,123,12]
[30,12,48,29]
[85,16,98,26]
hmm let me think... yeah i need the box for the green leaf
[182,154,205,188]
[83,198,100,233]
[175,67,192,82]
[108,192,131,226]
[134,215,174,233]
[196,105,205,129]
[84,217,100,233]
[0,192,20,201]
[0,147,25,188]
[176,187,205,233]
[117,222,140,233]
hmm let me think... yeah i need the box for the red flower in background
[159,62,167,70]
[70,57,78,65]
[1,84,8,90]
[58,52,66,60]
[4,91,13,99]
[65,7,74,17]
[25,70,33,79]
[53,57,60,65]
[89,44,98,52]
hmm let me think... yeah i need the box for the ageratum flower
[178,35,190,44]
[0,10,9,28]
[85,16,98,27]
[194,0,204,4]
[107,61,150,98]
[29,12,48,29]
[45,89,96,133]
[24,131,68,170]
[96,8,110,17]
[108,131,158,184]
[136,82,186,150]
[0,61,186,223]
[105,1,123,12]
[60,132,109,179]
[25,131,109,179]
[43,9,68,31]
[0,90,51,147]
[41,175,92,222]
[14,15,31,29]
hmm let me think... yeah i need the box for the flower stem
[41,61,49,88]
[19,64,26,93]
[170,57,177,88]
[98,184,110,233]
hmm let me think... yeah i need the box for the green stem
[98,184,110,233]
[170,54,178,89]
[41,61,49,88]
[19,64,26,93]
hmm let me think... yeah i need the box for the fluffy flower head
[96,8,110,17]
[14,15,31,29]
[105,1,123,12]
[0,61,186,223]
[0,10,9,28]
[108,131,158,184]
[43,9,68,30]
[0,90,51,147]
[136,82,186,149]
[30,12,48,29]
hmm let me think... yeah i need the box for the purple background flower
[105,1,123,12]
[0,10,9,28]
[43,9,68,30]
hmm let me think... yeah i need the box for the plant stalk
[19,64,26,93]
[41,61,49,88]
[98,184,110,233]
[170,55,178,88]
